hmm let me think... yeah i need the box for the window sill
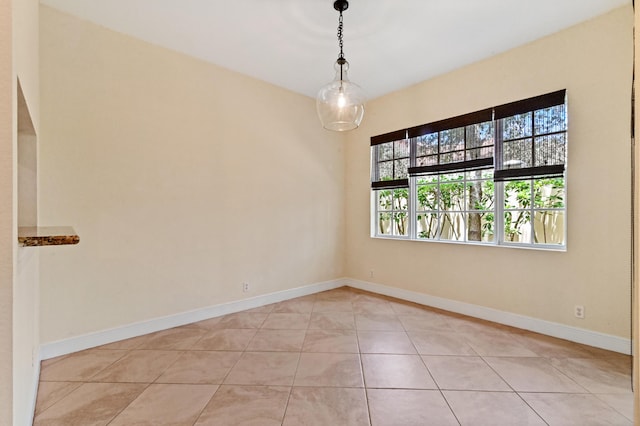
[370,235,566,252]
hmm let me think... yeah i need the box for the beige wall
[633,3,639,423]
[39,6,345,344]
[345,6,633,338]
[13,0,40,422]
[0,0,14,422]
[2,0,40,423]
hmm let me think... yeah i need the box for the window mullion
[409,177,417,239]
[494,115,504,245]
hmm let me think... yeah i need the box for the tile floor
[33,287,634,425]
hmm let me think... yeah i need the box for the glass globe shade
[316,59,365,131]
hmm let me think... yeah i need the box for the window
[371,90,567,249]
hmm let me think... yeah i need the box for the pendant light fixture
[316,0,365,132]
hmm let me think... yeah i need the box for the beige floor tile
[245,329,306,352]
[33,383,145,426]
[186,317,224,329]
[94,334,151,350]
[40,354,70,369]
[520,393,633,426]
[33,287,634,426]
[39,350,127,382]
[362,354,436,389]
[243,304,276,313]
[515,332,603,358]
[135,326,207,350]
[484,357,587,393]
[282,387,369,426]
[445,316,515,334]
[302,329,359,353]
[389,301,441,316]
[315,289,357,302]
[549,357,633,393]
[313,300,354,312]
[192,328,257,351]
[357,331,417,354]
[308,312,355,330]
[195,385,290,426]
[355,313,404,331]
[398,314,452,332]
[408,330,477,356]
[462,330,539,357]
[211,313,268,329]
[595,393,635,421]
[155,351,242,384]
[443,391,547,425]
[271,299,315,313]
[368,389,458,426]
[423,356,510,391]
[224,352,299,385]
[34,382,83,415]
[261,313,311,329]
[109,384,218,426]
[89,350,180,383]
[352,300,395,315]
[294,353,364,387]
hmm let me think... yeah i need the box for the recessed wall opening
[17,79,37,228]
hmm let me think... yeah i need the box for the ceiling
[41,0,630,100]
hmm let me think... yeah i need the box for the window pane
[440,151,465,164]
[377,190,393,211]
[534,134,566,167]
[394,158,409,179]
[534,211,565,245]
[417,183,438,210]
[440,212,465,241]
[504,211,532,243]
[467,212,494,242]
[394,139,410,158]
[465,169,494,180]
[534,104,566,134]
[466,146,493,161]
[440,127,465,153]
[378,161,393,180]
[439,175,465,211]
[393,189,409,210]
[416,133,438,157]
[534,178,565,208]
[502,113,532,140]
[503,138,533,169]
[377,142,394,161]
[466,179,494,211]
[417,176,438,185]
[504,180,532,210]
[393,212,409,236]
[377,213,392,235]
[417,213,438,239]
[466,121,494,149]
[416,155,438,167]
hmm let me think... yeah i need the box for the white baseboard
[346,278,631,355]
[39,278,346,360]
[39,277,631,359]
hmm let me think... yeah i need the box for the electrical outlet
[242,282,250,292]
[574,305,585,319]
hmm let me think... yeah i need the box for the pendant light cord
[337,10,345,80]
[337,11,344,61]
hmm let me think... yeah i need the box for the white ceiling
[41,0,630,100]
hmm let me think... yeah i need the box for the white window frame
[370,91,567,251]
